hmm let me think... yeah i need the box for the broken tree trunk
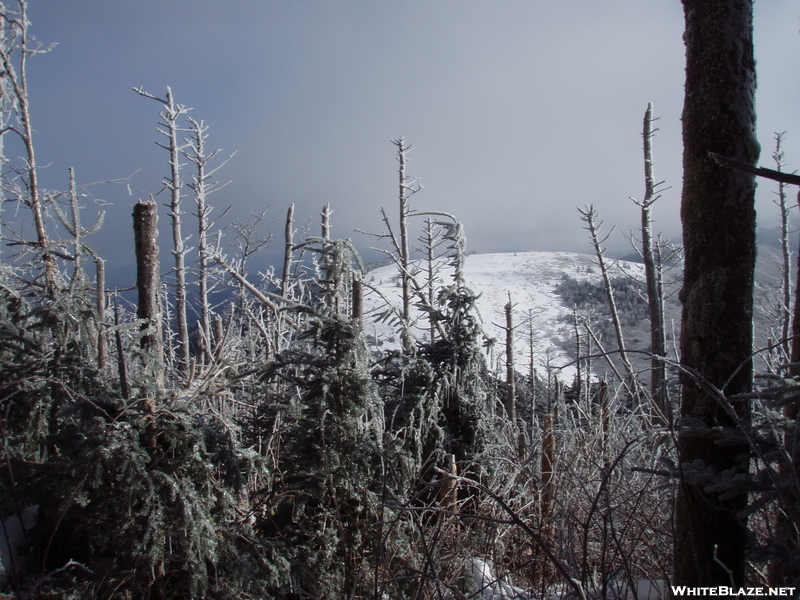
[134,199,164,393]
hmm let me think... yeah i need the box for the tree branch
[710,152,800,186]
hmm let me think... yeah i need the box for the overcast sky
[16,1,800,281]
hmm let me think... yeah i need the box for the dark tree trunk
[114,294,130,400]
[351,273,363,327]
[676,0,758,588]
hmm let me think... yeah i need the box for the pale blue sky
[17,1,800,280]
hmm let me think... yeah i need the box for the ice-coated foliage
[0,261,281,598]
[419,283,490,464]
[253,310,385,597]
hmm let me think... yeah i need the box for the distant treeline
[554,273,648,326]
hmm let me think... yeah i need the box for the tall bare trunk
[275,204,294,351]
[164,88,190,375]
[772,133,792,361]
[638,104,668,423]
[188,117,212,367]
[396,141,411,324]
[771,196,800,583]
[183,117,235,367]
[133,86,190,375]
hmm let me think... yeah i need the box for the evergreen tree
[252,240,386,598]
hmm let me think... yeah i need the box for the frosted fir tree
[251,238,387,598]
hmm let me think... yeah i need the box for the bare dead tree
[394,138,412,323]
[571,308,584,404]
[0,1,56,288]
[183,116,235,367]
[133,199,164,393]
[391,138,422,345]
[578,205,636,384]
[49,168,105,291]
[598,379,611,470]
[212,313,224,363]
[630,103,668,423]
[228,207,274,360]
[231,207,272,274]
[274,204,295,350]
[526,309,538,387]
[772,132,792,361]
[360,143,433,349]
[133,86,192,376]
[709,154,800,371]
[281,204,294,299]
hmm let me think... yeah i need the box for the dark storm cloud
[17,1,800,280]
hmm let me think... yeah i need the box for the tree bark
[676,0,758,588]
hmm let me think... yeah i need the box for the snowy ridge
[362,251,645,382]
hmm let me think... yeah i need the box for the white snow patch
[363,251,644,383]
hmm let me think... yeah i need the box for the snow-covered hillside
[362,251,645,382]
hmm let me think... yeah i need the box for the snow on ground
[362,251,644,383]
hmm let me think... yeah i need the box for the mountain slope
[362,251,649,382]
